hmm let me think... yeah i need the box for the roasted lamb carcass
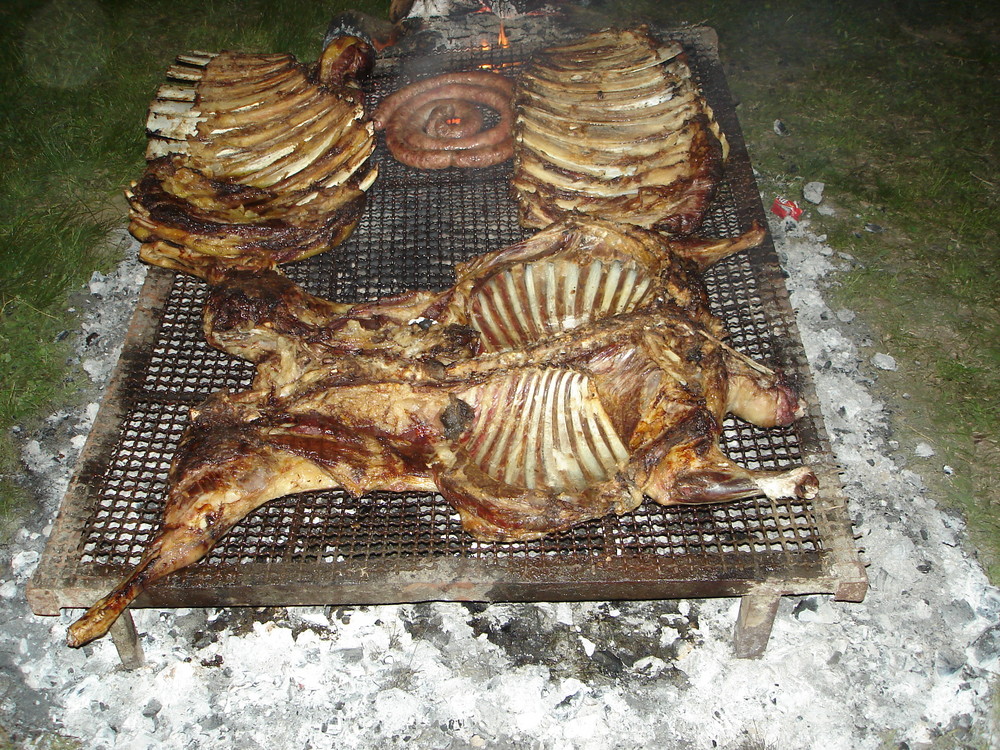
[127,37,378,280]
[67,218,815,646]
[513,26,728,234]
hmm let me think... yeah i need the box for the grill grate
[30,31,864,622]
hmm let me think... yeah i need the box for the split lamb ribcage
[67,218,817,646]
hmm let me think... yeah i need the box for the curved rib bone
[69,218,814,646]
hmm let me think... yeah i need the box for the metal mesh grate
[53,33,839,607]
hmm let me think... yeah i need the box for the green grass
[0,0,391,540]
[594,0,1000,579]
[0,729,82,750]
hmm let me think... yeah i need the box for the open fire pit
[27,4,866,666]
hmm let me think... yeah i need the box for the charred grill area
[29,30,866,653]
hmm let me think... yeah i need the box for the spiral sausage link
[373,72,515,169]
[423,100,484,139]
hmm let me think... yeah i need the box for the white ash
[11,229,146,518]
[405,0,561,21]
[871,352,898,371]
[836,308,855,323]
[802,181,824,204]
[2,218,999,748]
[396,1,574,54]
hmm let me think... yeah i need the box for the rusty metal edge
[34,551,840,613]
[26,267,177,616]
[688,29,869,605]
[29,27,867,620]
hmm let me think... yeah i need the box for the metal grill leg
[109,611,145,670]
[733,593,780,658]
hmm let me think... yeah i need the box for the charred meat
[513,27,728,234]
[128,38,378,280]
[67,218,815,647]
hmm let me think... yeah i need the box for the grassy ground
[593,0,1000,579]
[0,0,391,539]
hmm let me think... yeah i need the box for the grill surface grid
[29,29,866,622]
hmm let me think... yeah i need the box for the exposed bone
[514,26,728,233]
[68,218,813,647]
[130,41,376,279]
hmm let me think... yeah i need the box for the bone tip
[756,466,819,501]
[793,397,807,420]
[66,623,90,648]
[798,468,820,499]
[66,611,112,648]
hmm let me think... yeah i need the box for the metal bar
[109,611,145,670]
[733,591,781,659]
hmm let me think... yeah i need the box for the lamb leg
[67,525,215,647]
[638,411,818,505]
[67,443,347,647]
[668,223,767,269]
[67,383,448,646]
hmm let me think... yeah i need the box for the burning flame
[498,21,510,49]
[470,0,517,66]
[478,20,510,52]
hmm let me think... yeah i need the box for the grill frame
[28,27,866,645]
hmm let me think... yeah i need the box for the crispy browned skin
[129,156,368,280]
[129,39,377,279]
[513,26,728,234]
[67,218,813,647]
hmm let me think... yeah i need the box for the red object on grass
[771,197,803,220]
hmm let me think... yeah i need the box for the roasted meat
[128,38,378,280]
[372,71,516,169]
[67,218,815,647]
[513,27,728,234]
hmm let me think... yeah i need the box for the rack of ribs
[67,217,815,647]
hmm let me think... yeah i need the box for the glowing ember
[446,117,462,125]
[477,61,522,71]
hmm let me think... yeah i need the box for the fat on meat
[513,26,728,234]
[67,218,816,647]
[128,37,379,281]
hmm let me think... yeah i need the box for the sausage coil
[373,72,515,169]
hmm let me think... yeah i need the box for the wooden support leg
[733,593,781,659]
[109,611,145,670]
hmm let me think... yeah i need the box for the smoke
[20,0,111,90]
